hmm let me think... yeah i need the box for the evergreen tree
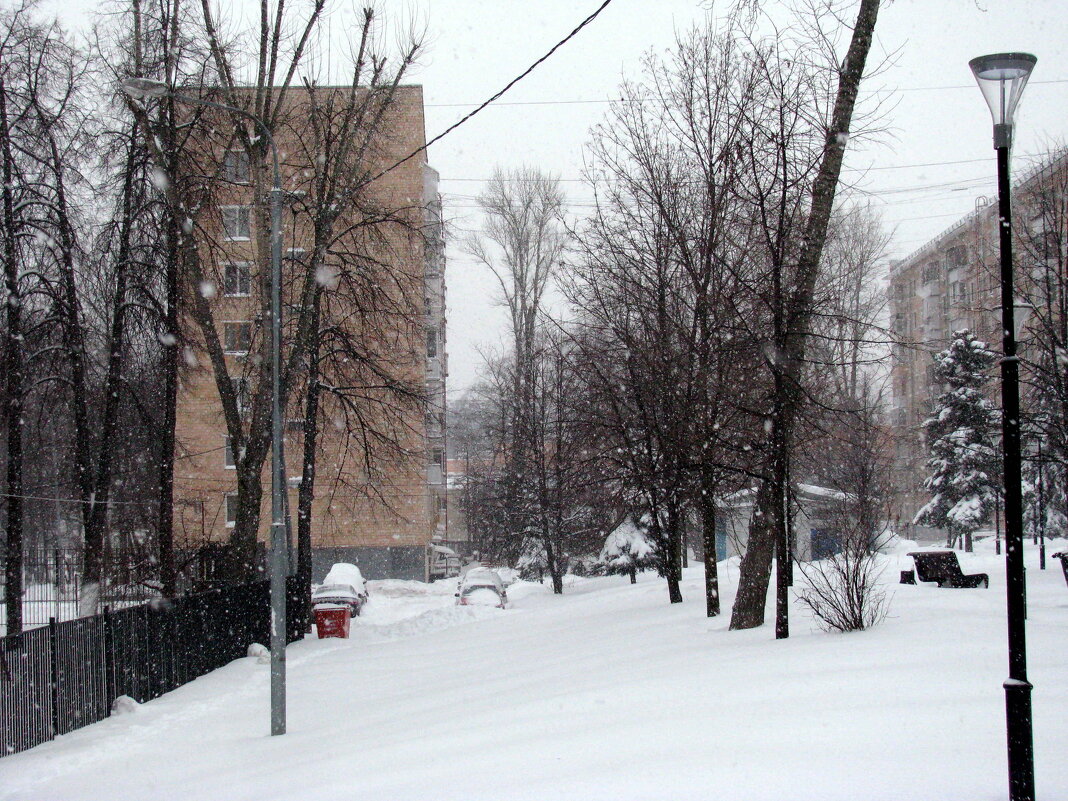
[598,516,657,584]
[914,331,1001,551]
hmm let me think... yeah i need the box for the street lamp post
[969,52,1037,801]
[121,77,288,736]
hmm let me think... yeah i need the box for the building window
[224,436,237,469]
[225,493,239,527]
[221,206,251,241]
[224,262,251,296]
[427,329,437,359]
[221,150,250,184]
[430,447,445,469]
[223,321,252,354]
[231,377,250,414]
[946,245,966,269]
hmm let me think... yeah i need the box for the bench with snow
[905,551,989,588]
[1053,552,1068,588]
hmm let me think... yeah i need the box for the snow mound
[110,696,140,716]
[368,579,455,598]
[353,605,500,641]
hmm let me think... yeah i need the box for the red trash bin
[314,604,351,639]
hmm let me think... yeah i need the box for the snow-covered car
[313,563,369,617]
[455,568,508,609]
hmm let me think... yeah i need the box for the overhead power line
[367,0,616,186]
[425,79,1068,108]
[437,153,1057,185]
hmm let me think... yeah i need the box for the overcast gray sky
[400,0,1066,397]
[49,0,1068,396]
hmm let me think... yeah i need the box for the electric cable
[366,0,616,186]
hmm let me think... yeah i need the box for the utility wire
[424,79,1068,108]
[436,152,1059,184]
[0,492,158,506]
[366,0,616,186]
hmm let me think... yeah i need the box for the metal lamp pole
[968,52,1037,801]
[121,77,287,736]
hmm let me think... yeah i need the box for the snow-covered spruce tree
[598,516,657,584]
[914,331,1001,551]
[516,536,548,583]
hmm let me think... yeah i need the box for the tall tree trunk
[700,467,720,617]
[82,134,138,611]
[729,0,881,631]
[49,134,99,613]
[544,535,564,595]
[157,97,180,599]
[665,505,683,604]
[296,289,323,628]
[773,414,789,639]
[731,481,777,628]
[1,76,24,634]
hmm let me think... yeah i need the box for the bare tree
[464,167,568,573]
[728,0,883,634]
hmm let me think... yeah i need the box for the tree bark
[156,95,180,599]
[296,289,323,628]
[665,505,683,604]
[700,469,720,617]
[1,75,24,634]
[729,0,882,631]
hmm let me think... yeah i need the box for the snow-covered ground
[2,538,1067,800]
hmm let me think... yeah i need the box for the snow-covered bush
[598,517,657,584]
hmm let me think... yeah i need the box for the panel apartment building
[887,151,1066,530]
[172,85,446,581]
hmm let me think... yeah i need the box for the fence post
[48,617,59,738]
[103,606,114,712]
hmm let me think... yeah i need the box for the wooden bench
[1053,552,1068,588]
[907,551,989,588]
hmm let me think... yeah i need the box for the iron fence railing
[0,576,304,757]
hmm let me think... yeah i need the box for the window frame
[224,493,239,528]
[223,261,252,297]
[221,205,252,241]
[221,149,250,184]
[223,321,253,355]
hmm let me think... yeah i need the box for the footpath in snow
[1,538,1066,801]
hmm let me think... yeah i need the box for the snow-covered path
[2,540,1067,800]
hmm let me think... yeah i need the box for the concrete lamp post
[968,51,1036,801]
[120,77,288,736]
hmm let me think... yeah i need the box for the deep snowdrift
[1,539,1066,800]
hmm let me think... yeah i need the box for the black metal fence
[0,577,304,757]
[1,547,166,635]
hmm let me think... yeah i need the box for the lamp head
[969,52,1036,148]
[120,77,170,99]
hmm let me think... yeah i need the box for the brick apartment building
[887,151,1066,531]
[172,85,446,581]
